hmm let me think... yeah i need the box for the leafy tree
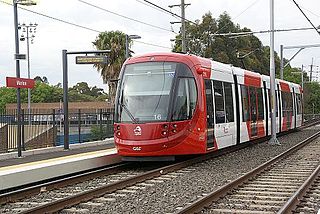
[0,80,108,113]
[303,82,320,114]
[70,82,105,97]
[93,30,130,102]
[283,66,309,85]
[172,12,280,75]
[0,87,17,113]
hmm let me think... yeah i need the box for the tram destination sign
[76,55,108,64]
[6,77,35,89]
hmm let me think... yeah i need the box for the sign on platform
[75,55,108,64]
[14,54,26,60]
[6,77,35,89]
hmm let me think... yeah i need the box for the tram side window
[296,93,302,114]
[241,85,250,122]
[188,79,197,116]
[282,92,293,116]
[268,89,271,117]
[257,88,264,120]
[213,80,225,123]
[172,78,197,121]
[224,82,234,122]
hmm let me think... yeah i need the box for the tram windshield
[117,62,176,123]
[116,61,197,123]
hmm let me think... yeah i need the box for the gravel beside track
[65,127,320,214]
[0,164,162,213]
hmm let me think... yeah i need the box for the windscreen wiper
[120,103,138,123]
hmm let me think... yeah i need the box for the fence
[0,108,114,153]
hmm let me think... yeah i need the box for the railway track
[293,172,320,213]
[0,162,165,213]
[1,120,319,213]
[9,145,247,214]
[177,131,320,214]
[279,165,320,213]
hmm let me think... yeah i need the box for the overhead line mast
[169,0,190,53]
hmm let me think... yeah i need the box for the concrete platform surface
[0,138,121,191]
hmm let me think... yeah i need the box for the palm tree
[93,30,131,102]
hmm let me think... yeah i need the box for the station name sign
[76,55,108,64]
[6,77,35,89]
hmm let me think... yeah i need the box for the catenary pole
[13,0,22,157]
[280,44,284,79]
[310,57,314,82]
[269,0,280,145]
[125,34,129,59]
[62,49,69,150]
[181,0,186,53]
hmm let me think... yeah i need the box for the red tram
[114,53,303,161]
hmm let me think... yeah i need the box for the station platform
[0,138,120,191]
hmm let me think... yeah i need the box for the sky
[0,0,320,90]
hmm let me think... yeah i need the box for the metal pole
[280,44,284,79]
[13,0,22,157]
[301,64,304,123]
[181,0,186,53]
[52,109,56,145]
[26,26,31,125]
[99,109,103,140]
[301,65,304,91]
[62,49,69,150]
[310,57,314,82]
[125,34,129,59]
[269,0,280,145]
[313,103,315,119]
[78,109,81,143]
[21,108,25,151]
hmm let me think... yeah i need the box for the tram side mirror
[196,66,206,74]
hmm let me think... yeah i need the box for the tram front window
[118,62,176,123]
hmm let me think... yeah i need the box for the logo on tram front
[134,126,142,136]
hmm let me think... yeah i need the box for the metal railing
[0,108,114,153]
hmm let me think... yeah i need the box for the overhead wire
[139,0,198,25]
[135,0,176,17]
[0,0,171,49]
[1,0,101,33]
[291,0,320,36]
[78,0,177,34]
[299,5,320,19]
[213,26,320,37]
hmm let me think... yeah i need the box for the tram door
[205,79,215,149]
[249,87,258,137]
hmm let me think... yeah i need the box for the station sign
[6,77,35,89]
[14,54,26,60]
[75,55,108,64]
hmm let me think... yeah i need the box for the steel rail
[19,141,256,214]
[177,130,320,214]
[278,165,320,213]
[4,118,320,212]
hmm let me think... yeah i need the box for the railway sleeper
[212,202,281,211]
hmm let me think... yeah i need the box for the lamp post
[125,34,141,59]
[18,22,38,122]
[13,0,36,157]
